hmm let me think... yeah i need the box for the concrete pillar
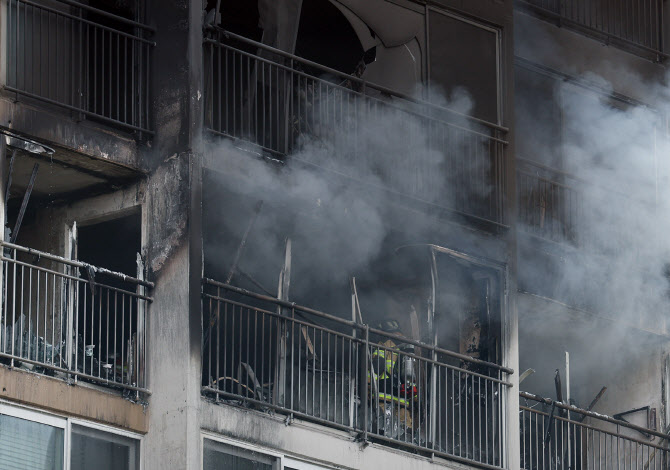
[142,0,203,468]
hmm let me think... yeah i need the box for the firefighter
[369,319,419,437]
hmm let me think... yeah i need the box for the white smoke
[201,84,486,313]
[516,62,670,411]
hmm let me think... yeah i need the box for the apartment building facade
[0,0,668,469]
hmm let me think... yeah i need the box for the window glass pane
[70,424,139,470]
[0,414,64,470]
[203,439,275,470]
[428,10,499,123]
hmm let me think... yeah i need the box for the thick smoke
[202,84,487,317]
[517,64,670,410]
[519,74,669,325]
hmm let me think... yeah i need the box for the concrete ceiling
[5,144,143,203]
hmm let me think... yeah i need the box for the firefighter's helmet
[377,319,400,333]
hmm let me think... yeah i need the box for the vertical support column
[0,138,6,358]
[0,0,8,89]
[428,249,438,449]
[500,0,520,465]
[274,237,291,407]
[358,325,369,442]
[136,252,146,398]
[349,280,358,429]
[502,266,519,470]
[65,222,78,377]
[142,0,204,467]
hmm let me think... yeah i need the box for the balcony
[520,392,669,469]
[0,242,153,395]
[201,279,512,469]
[203,28,508,227]
[516,0,665,60]
[5,0,154,135]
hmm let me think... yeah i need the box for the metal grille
[6,0,155,135]
[521,392,670,470]
[518,0,664,58]
[203,28,508,226]
[202,279,511,469]
[0,242,153,394]
[517,159,580,244]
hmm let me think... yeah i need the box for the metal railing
[520,392,670,470]
[517,0,665,59]
[6,0,155,135]
[0,242,153,394]
[517,159,580,244]
[203,28,508,226]
[202,279,512,469]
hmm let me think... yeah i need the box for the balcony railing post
[9,246,16,368]
[0,139,6,360]
[136,253,146,398]
[358,324,369,442]
[285,58,294,155]
[64,224,77,376]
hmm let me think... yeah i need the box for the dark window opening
[203,0,364,152]
[205,0,262,43]
[76,211,142,385]
[295,0,364,76]
[77,212,141,277]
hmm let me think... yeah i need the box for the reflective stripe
[378,393,411,407]
[371,348,396,379]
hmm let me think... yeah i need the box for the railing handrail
[517,157,655,207]
[517,157,581,185]
[204,38,509,146]
[16,0,156,45]
[517,170,576,192]
[521,402,669,451]
[515,0,668,59]
[203,277,513,375]
[2,241,154,290]
[203,290,512,385]
[203,26,509,134]
[520,391,670,441]
[17,0,155,33]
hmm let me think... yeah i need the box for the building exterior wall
[0,0,667,469]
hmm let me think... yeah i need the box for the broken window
[0,149,148,391]
[203,0,262,40]
[74,212,144,388]
[0,135,149,394]
[204,0,364,154]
